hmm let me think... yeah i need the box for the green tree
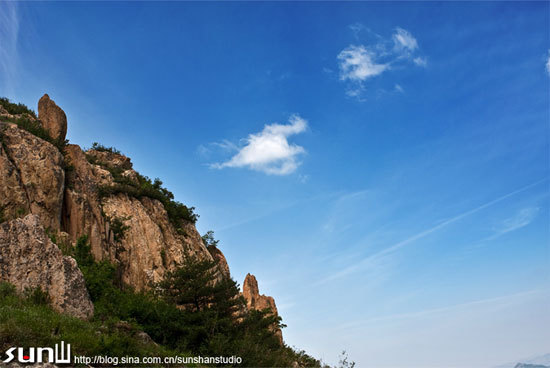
[201,230,219,249]
[156,256,243,317]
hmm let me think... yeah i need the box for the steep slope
[62,143,215,289]
[0,94,220,292]
[0,94,280,333]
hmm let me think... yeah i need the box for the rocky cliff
[0,95,280,337]
[62,143,216,290]
[243,273,283,344]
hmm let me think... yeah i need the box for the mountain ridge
[0,94,315,367]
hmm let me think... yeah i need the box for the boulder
[38,94,67,142]
[0,215,94,319]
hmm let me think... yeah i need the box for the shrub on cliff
[87,143,198,226]
[91,141,122,155]
[96,171,198,225]
[0,97,37,118]
[3,115,68,151]
[105,215,131,243]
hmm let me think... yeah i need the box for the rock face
[62,144,110,260]
[0,215,94,319]
[38,94,67,141]
[0,122,65,231]
[101,195,214,290]
[243,273,283,344]
[62,144,216,290]
[208,246,231,279]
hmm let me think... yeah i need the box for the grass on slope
[0,283,179,366]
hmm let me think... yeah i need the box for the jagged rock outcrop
[0,215,94,319]
[38,94,67,141]
[208,246,231,279]
[62,143,216,290]
[243,273,283,344]
[0,122,65,231]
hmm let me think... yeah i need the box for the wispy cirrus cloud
[318,179,546,284]
[211,115,308,175]
[413,56,428,67]
[338,288,546,330]
[487,207,539,241]
[546,49,550,76]
[392,27,418,53]
[338,45,389,83]
[336,25,426,99]
[0,1,19,95]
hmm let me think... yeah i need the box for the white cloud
[413,56,428,67]
[546,50,550,76]
[349,22,364,38]
[336,26,426,99]
[345,86,365,99]
[212,139,239,151]
[337,45,389,82]
[212,115,308,175]
[393,27,418,52]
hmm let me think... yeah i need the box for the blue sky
[1,1,549,367]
